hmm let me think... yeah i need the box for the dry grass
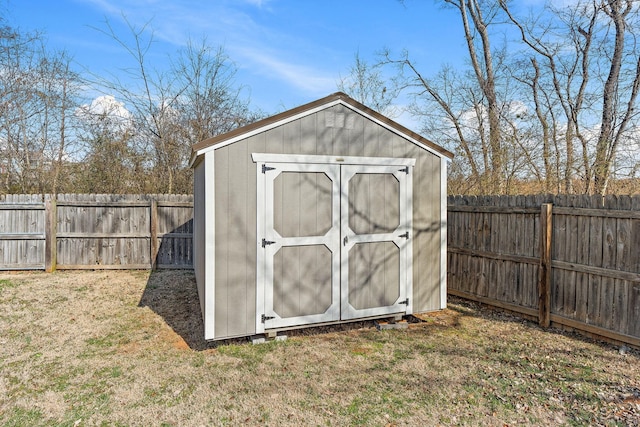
[0,270,638,426]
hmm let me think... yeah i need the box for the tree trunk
[593,0,629,195]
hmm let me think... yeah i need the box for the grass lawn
[0,270,638,426]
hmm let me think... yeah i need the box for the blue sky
[8,0,476,128]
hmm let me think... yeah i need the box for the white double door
[255,155,413,333]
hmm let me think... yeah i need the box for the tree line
[341,0,640,195]
[0,15,260,195]
[2,1,639,196]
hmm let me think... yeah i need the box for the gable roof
[190,92,453,166]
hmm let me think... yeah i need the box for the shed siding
[214,147,229,337]
[212,104,443,339]
[214,133,264,339]
[194,160,206,317]
[413,151,442,312]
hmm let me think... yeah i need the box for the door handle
[343,236,348,246]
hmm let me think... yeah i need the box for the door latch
[343,236,349,246]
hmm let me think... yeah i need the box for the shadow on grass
[138,269,221,351]
[137,269,459,350]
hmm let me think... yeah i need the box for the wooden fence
[0,194,193,271]
[2,193,638,347]
[448,194,640,348]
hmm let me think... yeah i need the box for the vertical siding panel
[410,144,426,311]
[268,124,285,155]
[285,114,302,154]
[194,161,206,313]
[376,126,393,158]
[316,110,333,155]
[362,118,379,158]
[227,139,250,337]
[299,115,317,155]
[214,146,230,338]
[389,133,406,159]
[332,105,349,156]
[414,150,440,312]
[349,111,365,157]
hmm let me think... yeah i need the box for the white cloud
[76,95,133,134]
[78,95,131,120]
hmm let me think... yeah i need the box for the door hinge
[399,298,409,306]
[261,314,275,323]
[262,164,275,173]
[399,166,409,174]
[262,238,276,248]
[399,231,409,239]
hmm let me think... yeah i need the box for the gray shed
[190,92,453,341]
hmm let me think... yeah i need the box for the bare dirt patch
[0,270,638,426]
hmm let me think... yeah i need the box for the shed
[190,92,453,341]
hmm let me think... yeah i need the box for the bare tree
[592,0,640,195]
[172,39,261,145]
[381,1,509,194]
[378,0,640,195]
[75,97,142,193]
[337,51,400,117]
[94,19,258,194]
[0,23,82,194]
[446,0,504,193]
[502,0,640,195]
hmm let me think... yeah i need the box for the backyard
[0,269,638,426]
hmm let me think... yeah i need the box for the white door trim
[252,153,416,167]
[255,154,415,332]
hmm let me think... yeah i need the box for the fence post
[150,198,158,270]
[45,196,57,273]
[538,203,552,327]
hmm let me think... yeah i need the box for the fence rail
[448,194,640,349]
[0,194,193,271]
